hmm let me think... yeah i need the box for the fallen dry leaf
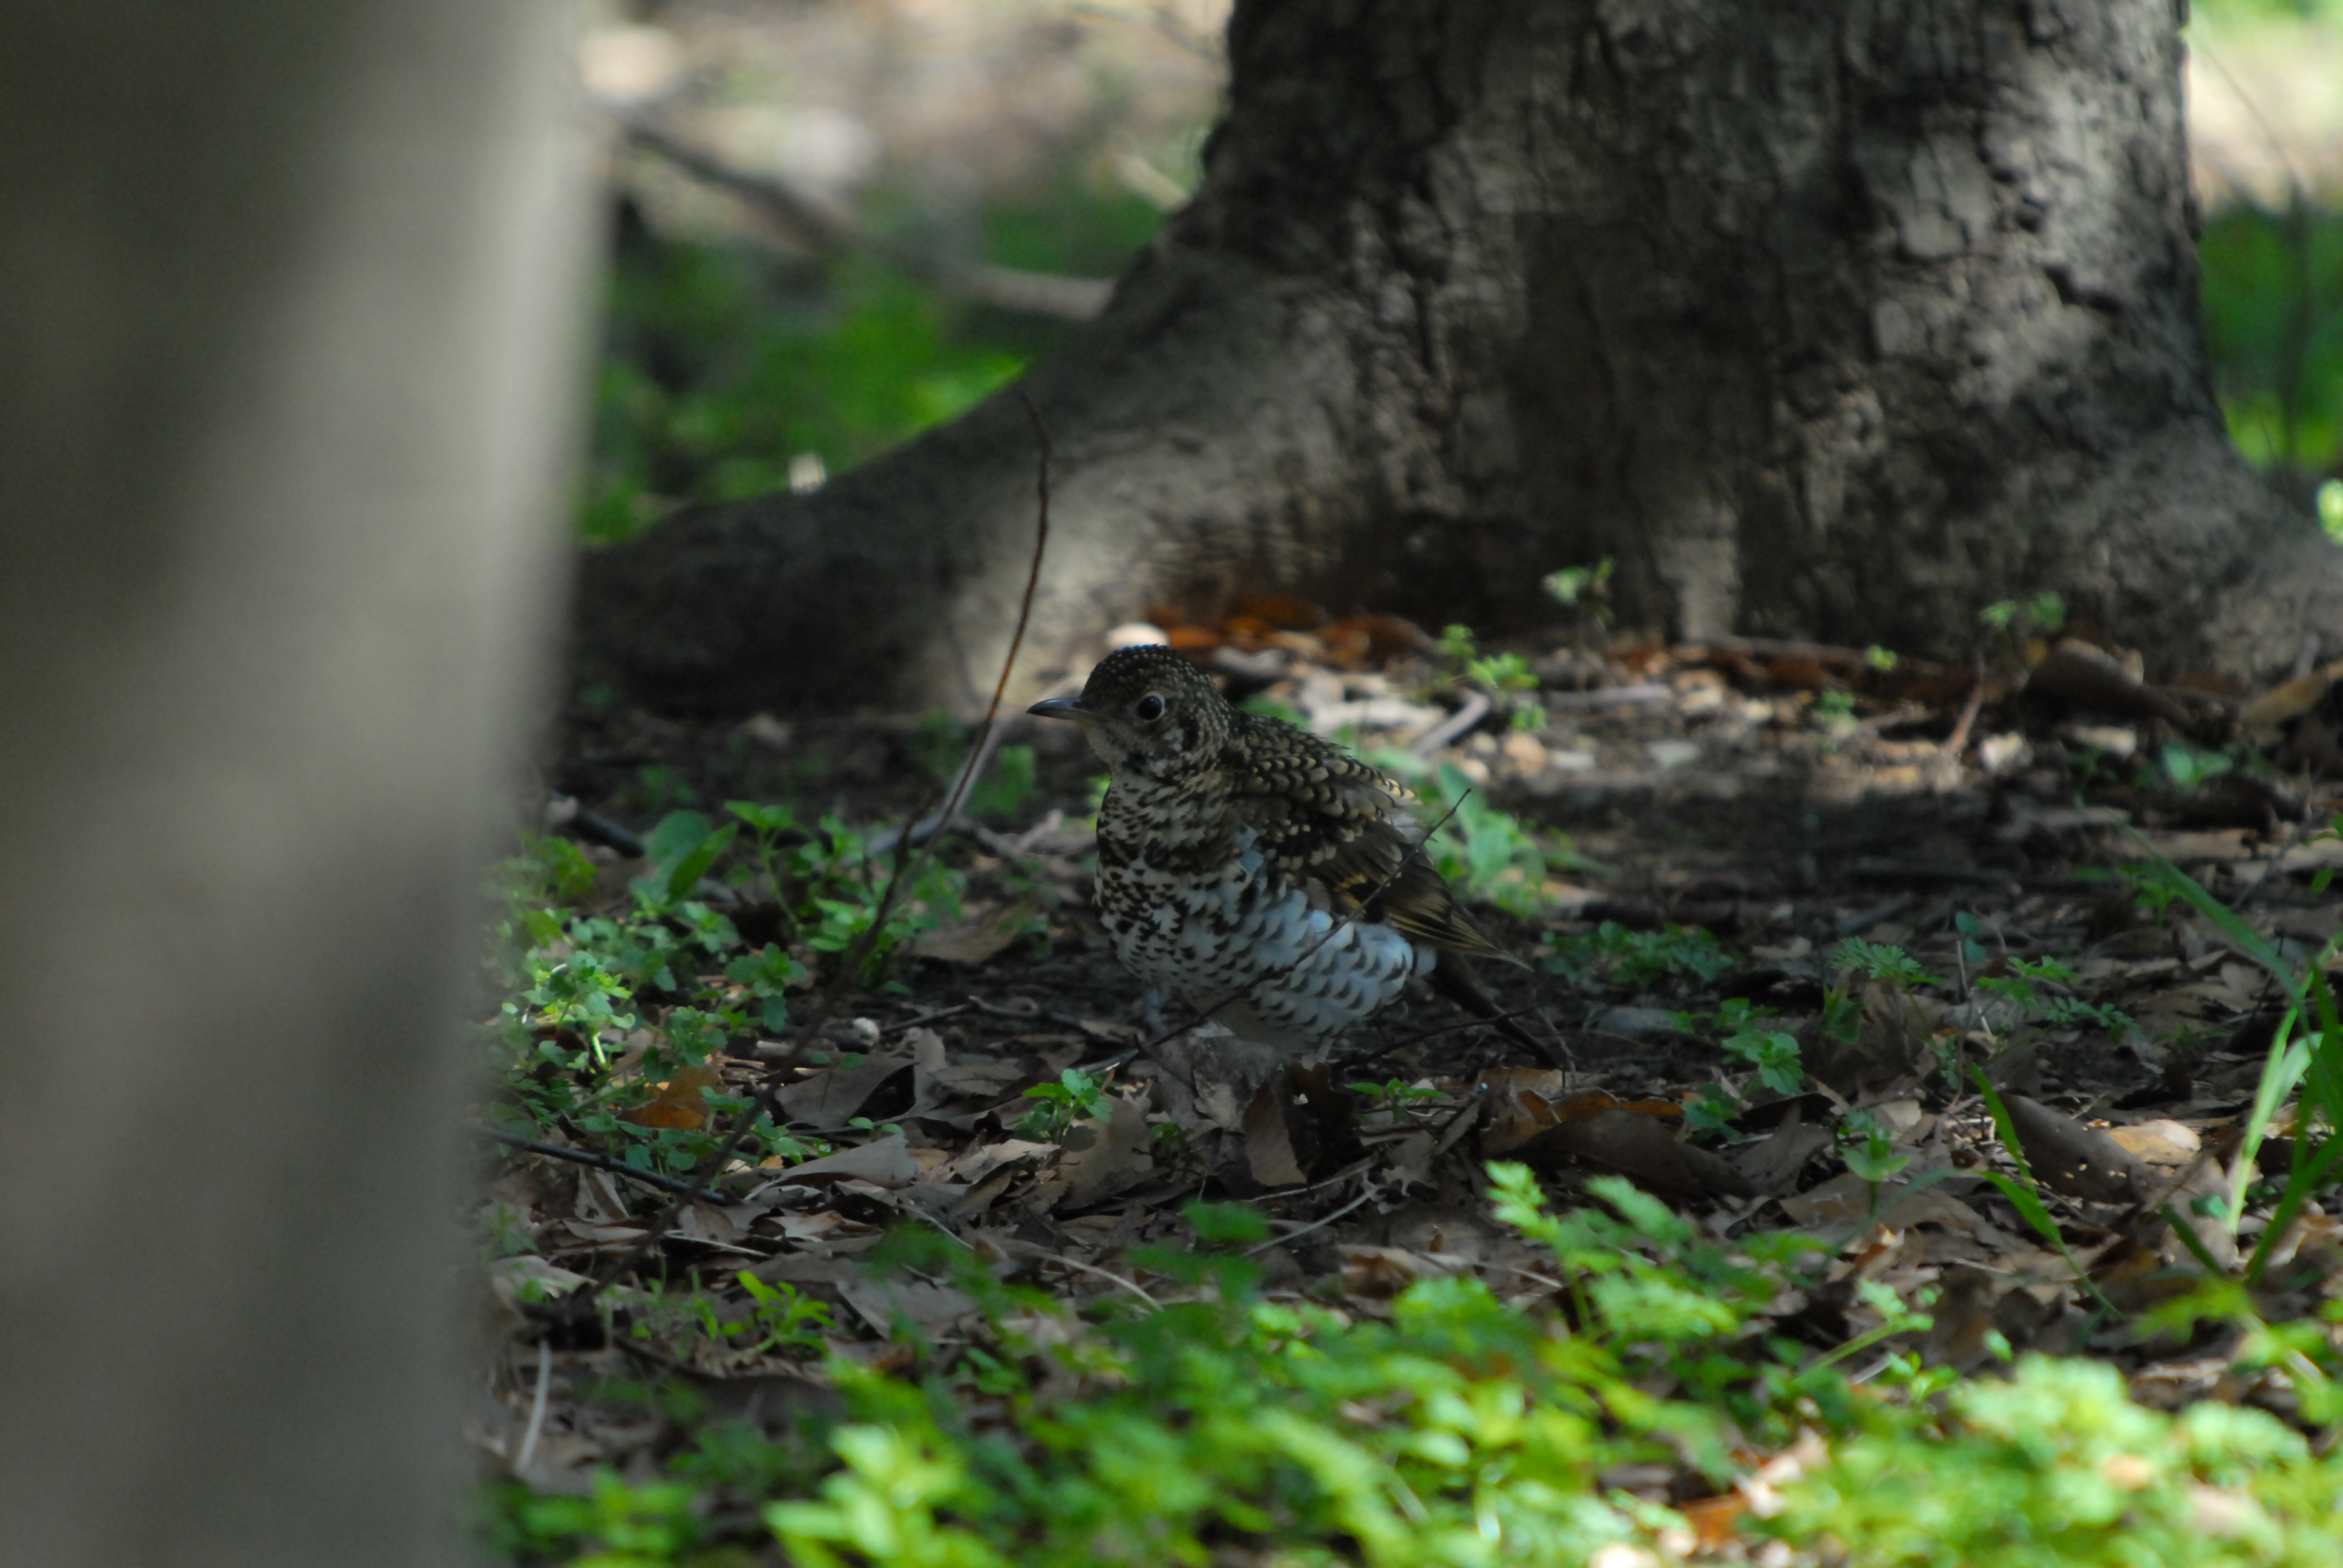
[2002,1095,2148,1205]
[1509,1108,1754,1201]
[1060,1094,1155,1205]
[771,1132,919,1188]
[910,900,1033,964]
[620,1065,726,1130]
[1243,1077,1308,1187]
[779,1052,913,1131]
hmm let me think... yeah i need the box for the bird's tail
[1427,955,1567,1069]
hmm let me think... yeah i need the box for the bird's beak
[1026,696,1094,722]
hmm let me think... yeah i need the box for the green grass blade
[1970,1069,2123,1316]
[2125,829,2301,999]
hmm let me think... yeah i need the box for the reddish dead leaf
[2241,661,2343,731]
[621,1066,725,1131]
[1165,624,1221,650]
[1319,614,1426,668]
[1765,656,1830,691]
[1680,1493,1749,1552]
[1234,593,1326,629]
[1340,1244,1469,1299]
[1481,1071,1680,1157]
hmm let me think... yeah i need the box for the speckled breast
[1094,822,1427,1051]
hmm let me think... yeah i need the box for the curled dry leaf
[2001,1094,2149,1205]
[1479,1068,1680,1158]
[1509,1107,1755,1202]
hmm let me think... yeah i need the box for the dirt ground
[482,618,2343,1498]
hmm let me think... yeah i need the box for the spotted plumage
[1029,645,1556,1060]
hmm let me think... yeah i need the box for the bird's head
[1027,645,1231,782]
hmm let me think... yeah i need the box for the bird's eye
[1134,694,1165,722]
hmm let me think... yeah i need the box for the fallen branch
[477,1125,726,1203]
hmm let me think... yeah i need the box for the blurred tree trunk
[577,0,2336,714]
[0,4,589,1564]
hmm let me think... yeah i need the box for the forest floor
[476,610,2343,1560]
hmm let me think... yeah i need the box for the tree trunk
[577,0,2337,715]
[0,5,589,1563]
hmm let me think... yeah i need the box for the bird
[1027,644,1559,1064]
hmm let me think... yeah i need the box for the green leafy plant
[969,745,1039,821]
[2157,740,2240,794]
[1978,589,2068,648]
[2122,841,2343,1285]
[487,829,818,1182]
[1345,1077,1443,1125]
[1839,1108,1912,1187]
[1541,559,1613,615]
[583,248,1030,544]
[1769,1354,2342,1566]
[1544,921,1735,989]
[1372,753,1584,919]
[1722,1019,1805,1096]
[1829,936,1938,990]
[723,801,965,981]
[735,1273,837,1356]
[483,1152,2343,1567]
[1437,624,1548,731]
[1011,1068,1110,1144]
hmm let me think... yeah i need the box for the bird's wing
[1222,717,1507,959]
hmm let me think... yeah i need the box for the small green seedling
[1013,1068,1111,1143]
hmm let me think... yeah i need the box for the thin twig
[1932,657,1988,792]
[479,1126,728,1203]
[548,397,1055,1328]
[1047,1255,1162,1307]
[1409,688,1492,758]
[514,1339,552,1473]
[1246,1189,1374,1255]
[879,1003,975,1036]
[1343,1004,1548,1056]
[2229,813,2310,911]
[966,994,1127,1037]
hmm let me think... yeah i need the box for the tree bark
[577,0,2338,715]
[0,5,590,1564]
